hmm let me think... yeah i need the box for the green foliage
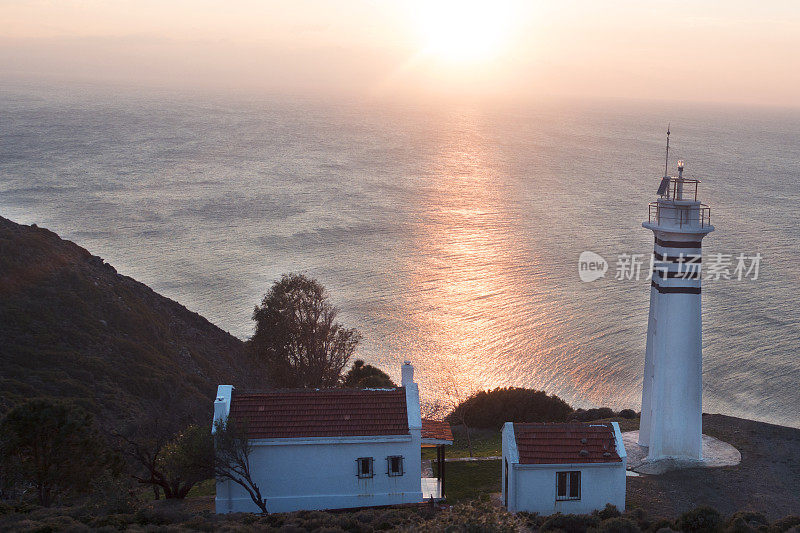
[724,511,768,533]
[595,504,623,521]
[87,474,139,515]
[676,506,723,533]
[0,498,799,533]
[157,424,214,498]
[0,399,116,506]
[593,516,642,533]
[448,387,574,429]
[771,516,800,532]
[249,273,361,388]
[343,360,397,389]
[541,512,601,533]
[572,407,617,421]
[650,519,676,532]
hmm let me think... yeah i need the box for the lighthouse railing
[660,178,700,201]
[648,202,711,228]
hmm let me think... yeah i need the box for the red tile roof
[421,419,453,442]
[513,423,621,464]
[229,388,409,439]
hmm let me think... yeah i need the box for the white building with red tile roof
[501,422,626,514]
[213,362,452,513]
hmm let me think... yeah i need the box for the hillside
[0,216,266,430]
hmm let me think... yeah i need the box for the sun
[419,0,514,64]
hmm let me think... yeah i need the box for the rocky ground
[626,413,800,520]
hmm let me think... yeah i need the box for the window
[387,456,404,477]
[356,457,373,479]
[556,471,581,501]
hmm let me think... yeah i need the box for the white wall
[216,432,423,513]
[508,462,626,515]
[214,370,425,514]
[502,422,627,515]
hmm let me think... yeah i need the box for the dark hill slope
[0,216,265,429]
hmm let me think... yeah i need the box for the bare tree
[213,419,268,514]
[420,398,447,421]
[250,273,361,388]
[438,367,480,457]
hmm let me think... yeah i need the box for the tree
[250,273,361,388]
[0,399,115,506]
[157,425,214,498]
[449,387,574,430]
[115,420,213,500]
[343,360,396,389]
[213,419,267,514]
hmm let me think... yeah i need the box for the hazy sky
[2,0,799,107]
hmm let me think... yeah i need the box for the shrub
[343,360,396,388]
[772,516,800,532]
[572,408,617,422]
[448,387,574,429]
[0,399,117,506]
[518,511,544,530]
[725,512,768,533]
[676,506,722,533]
[541,513,601,533]
[88,513,136,530]
[133,501,192,525]
[595,517,642,533]
[618,409,638,419]
[87,474,138,515]
[649,519,675,533]
[596,504,623,521]
[624,508,650,531]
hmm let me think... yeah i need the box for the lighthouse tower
[638,132,713,461]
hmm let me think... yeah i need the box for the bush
[87,475,137,515]
[0,399,117,506]
[343,360,396,389]
[133,501,192,525]
[649,519,675,533]
[624,508,649,531]
[725,512,768,533]
[676,506,722,533]
[448,387,574,429]
[595,517,642,533]
[518,511,544,530]
[618,409,638,419]
[772,516,800,532]
[572,408,617,422]
[596,504,622,521]
[541,513,601,533]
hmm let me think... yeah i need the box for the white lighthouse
[638,131,713,461]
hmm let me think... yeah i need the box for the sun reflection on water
[401,111,550,400]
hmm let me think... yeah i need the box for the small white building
[502,422,626,515]
[213,362,452,513]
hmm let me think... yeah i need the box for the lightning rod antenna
[664,123,671,179]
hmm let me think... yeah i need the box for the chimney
[212,385,234,432]
[401,361,415,386]
[214,397,228,425]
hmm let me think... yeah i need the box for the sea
[2,82,799,427]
